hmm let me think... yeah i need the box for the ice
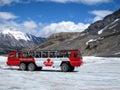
[0,56,120,90]
[98,29,104,34]
[86,37,103,45]
[86,39,97,45]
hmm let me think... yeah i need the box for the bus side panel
[69,58,83,67]
[69,50,83,67]
[35,58,69,67]
[7,57,20,66]
[19,58,36,63]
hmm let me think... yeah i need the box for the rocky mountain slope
[0,28,45,54]
[33,9,120,57]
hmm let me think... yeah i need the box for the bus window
[67,51,71,57]
[35,52,41,58]
[63,52,68,57]
[74,53,79,58]
[49,52,56,58]
[60,51,71,58]
[23,52,28,58]
[9,54,15,58]
[56,51,63,58]
[28,52,34,57]
[42,51,48,58]
[16,53,21,58]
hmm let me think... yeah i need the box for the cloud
[36,0,112,5]
[0,11,89,38]
[90,10,113,22]
[0,20,90,37]
[0,0,20,6]
[0,12,18,20]
[22,21,37,29]
[79,0,112,5]
[0,20,38,35]
[38,21,90,37]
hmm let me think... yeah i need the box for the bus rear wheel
[19,63,27,71]
[28,63,36,71]
[61,63,69,72]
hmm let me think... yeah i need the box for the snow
[0,56,120,90]
[98,29,104,34]
[115,52,120,55]
[98,18,120,34]
[86,39,97,45]
[114,18,120,22]
[86,37,103,45]
[98,24,109,34]
[2,28,30,41]
[108,23,118,29]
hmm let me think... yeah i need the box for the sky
[0,0,120,37]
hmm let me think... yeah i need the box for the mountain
[0,28,45,54]
[85,9,120,34]
[33,9,120,57]
[26,33,45,45]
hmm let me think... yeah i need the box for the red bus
[6,50,83,72]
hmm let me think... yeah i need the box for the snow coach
[6,50,83,72]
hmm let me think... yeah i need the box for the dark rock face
[85,20,104,34]
[85,9,120,34]
[26,33,45,45]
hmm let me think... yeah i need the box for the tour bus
[6,50,83,72]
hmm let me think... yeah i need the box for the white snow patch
[86,39,97,45]
[108,23,118,29]
[115,52,120,55]
[2,28,30,41]
[98,28,104,34]
[98,25,108,34]
[114,18,120,22]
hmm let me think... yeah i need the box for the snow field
[0,56,120,90]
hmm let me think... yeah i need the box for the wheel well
[19,62,35,66]
[60,61,70,66]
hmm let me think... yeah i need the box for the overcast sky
[0,0,120,37]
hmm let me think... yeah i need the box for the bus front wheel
[61,63,69,72]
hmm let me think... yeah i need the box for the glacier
[0,56,120,90]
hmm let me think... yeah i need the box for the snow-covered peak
[2,28,30,41]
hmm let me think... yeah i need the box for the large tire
[61,63,69,72]
[28,63,36,71]
[19,63,27,71]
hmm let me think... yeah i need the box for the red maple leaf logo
[43,58,54,66]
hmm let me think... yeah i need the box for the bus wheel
[19,63,27,71]
[61,63,69,72]
[28,63,36,71]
